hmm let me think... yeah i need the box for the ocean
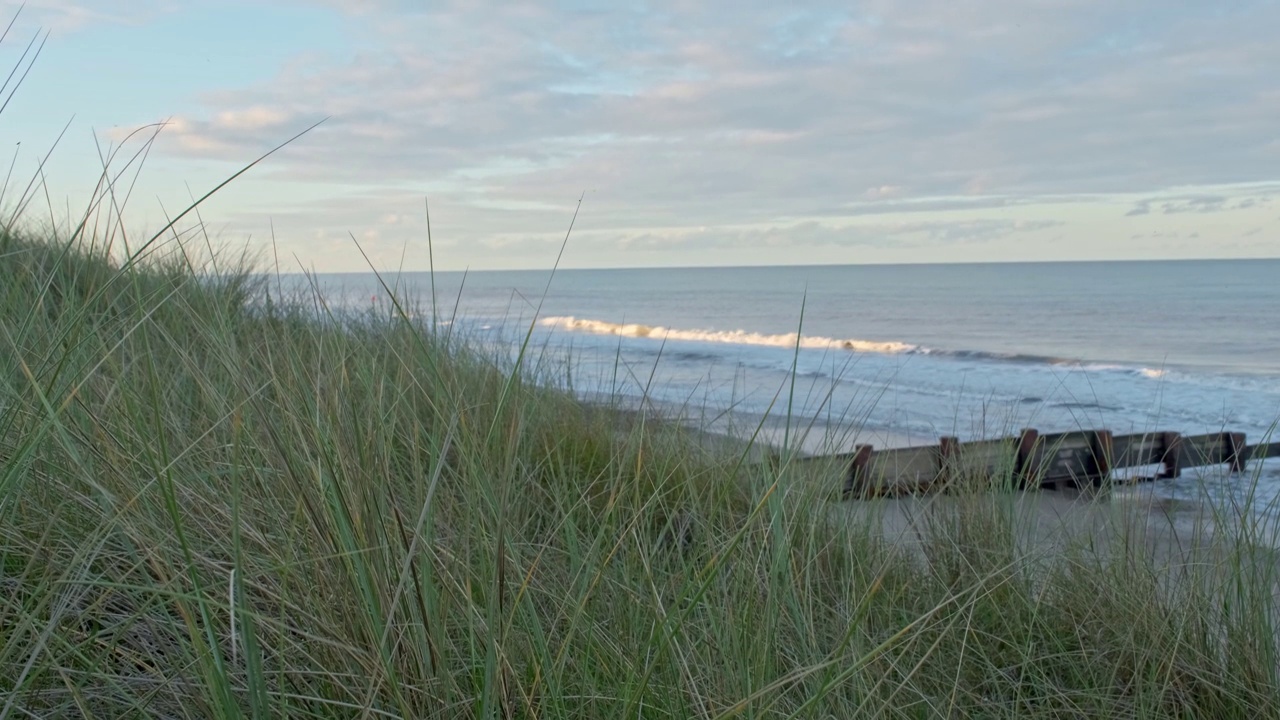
[292,259,1280,508]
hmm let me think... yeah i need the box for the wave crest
[540,316,920,354]
[540,316,1173,379]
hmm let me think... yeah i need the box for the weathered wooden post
[1015,428,1039,488]
[1158,431,1182,479]
[1224,431,1247,473]
[1090,430,1114,486]
[843,444,874,499]
[938,435,960,489]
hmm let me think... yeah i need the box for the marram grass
[1,232,1279,719]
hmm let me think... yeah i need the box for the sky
[0,0,1278,272]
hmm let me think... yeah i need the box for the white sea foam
[541,317,1176,379]
[1077,363,1167,379]
[540,316,920,354]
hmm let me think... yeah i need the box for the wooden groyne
[803,430,1280,499]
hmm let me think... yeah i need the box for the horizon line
[296,254,1280,276]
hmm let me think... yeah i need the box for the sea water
[289,259,1280,511]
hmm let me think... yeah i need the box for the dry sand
[830,484,1219,565]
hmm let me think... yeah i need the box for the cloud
[102,0,1280,267]
[1160,196,1227,214]
[1,0,174,34]
[1123,192,1278,217]
[613,217,1062,252]
[213,107,292,132]
[865,185,905,199]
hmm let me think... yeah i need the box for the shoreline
[585,393,924,455]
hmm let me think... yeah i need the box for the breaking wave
[540,316,918,354]
[540,316,1171,378]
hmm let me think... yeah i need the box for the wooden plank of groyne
[1175,432,1235,469]
[1246,442,1280,461]
[944,436,1021,489]
[1026,430,1101,488]
[1153,432,1251,474]
[1111,432,1164,470]
[862,444,940,495]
